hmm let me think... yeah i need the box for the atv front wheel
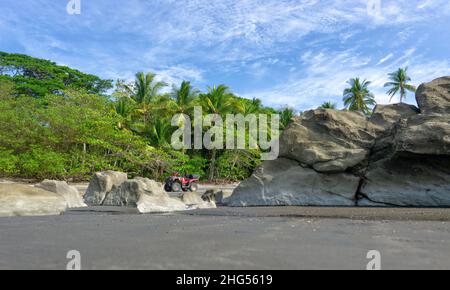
[189,183,199,192]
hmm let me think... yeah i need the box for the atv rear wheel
[171,182,182,192]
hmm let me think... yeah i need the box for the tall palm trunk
[208,148,217,182]
[82,143,87,168]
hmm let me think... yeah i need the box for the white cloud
[154,65,205,87]
[376,53,394,65]
[242,49,450,110]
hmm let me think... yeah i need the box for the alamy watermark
[67,1,381,18]
[366,250,381,270]
[367,0,382,19]
[170,107,280,161]
[66,0,81,15]
[66,250,81,270]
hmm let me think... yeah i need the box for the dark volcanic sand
[1,206,450,270]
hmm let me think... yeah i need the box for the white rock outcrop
[35,180,87,208]
[0,184,67,217]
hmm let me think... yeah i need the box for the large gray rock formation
[360,155,450,207]
[84,171,128,205]
[228,158,359,207]
[229,76,450,207]
[0,184,67,217]
[279,109,381,173]
[35,180,87,208]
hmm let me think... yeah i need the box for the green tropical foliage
[199,85,243,181]
[0,52,279,182]
[0,51,418,182]
[319,101,337,109]
[0,52,112,97]
[279,107,296,130]
[343,78,377,116]
[384,67,416,103]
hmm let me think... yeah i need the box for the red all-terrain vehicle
[164,172,200,192]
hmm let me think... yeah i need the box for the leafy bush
[17,146,67,179]
[0,149,19,176]
[216,150,261,181]
[166,151,208,180]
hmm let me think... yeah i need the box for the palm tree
[242,98,263,115]
[147,118,173,148]
[384,67,416,103]
[343,78,376,116]
[115,97,135,129]
[169,81,199,116]
[279,107,295,130]
[124,72,167,124]
[319,101,337,109]
[200,85,242,181]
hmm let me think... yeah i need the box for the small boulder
[137,194,187,214]
[35,180,87,208]
[84,171,128,205]
[102,178,165,207]
[181,191,216,209]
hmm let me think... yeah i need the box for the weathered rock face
[0,184,67,217]
[369,103,419,129]
[35,180,87,208]
[228,158,359,207]
[360,155,450,207]
[279,109,381,173]
[84,171,128,205]
[102,178,165,207]
[368,103,421,163]
[215,189,234,205]
[395,114,450,156]
[416,77,450,114]
[230,76,450,207]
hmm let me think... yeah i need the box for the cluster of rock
[83,171,216,213]
[229,76,450,207]
[0,171,217,217]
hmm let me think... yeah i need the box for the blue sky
[1,0,449,110]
